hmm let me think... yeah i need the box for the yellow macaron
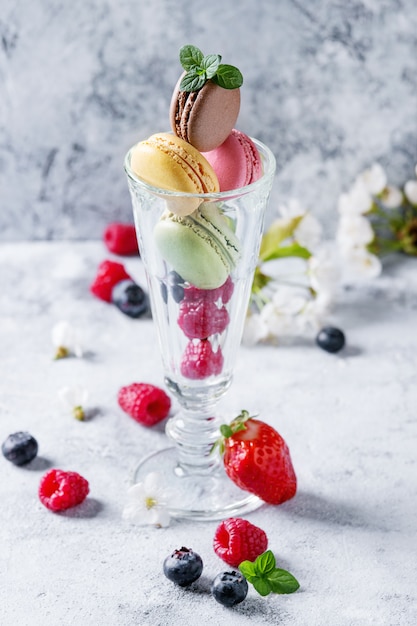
[129,133,220,216]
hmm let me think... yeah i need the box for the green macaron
[154,202,241,289]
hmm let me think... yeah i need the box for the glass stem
[165,404,222,476]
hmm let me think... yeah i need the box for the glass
[124,137,275,520]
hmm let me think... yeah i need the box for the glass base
[133,446,263,521]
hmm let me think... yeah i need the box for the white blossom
[123,472,170,528]
[51,320,83,358]
[358,163,387,195]
[296,293,332,333]
[336,214,375,250]
[381,185,403,209]
[337,179,373,216]
[307,245,341,298]
[278,198,305,219]
[341,247,382,282]
[58,385,89,420]
[404,180,417,205]
[242,313,269,346]
[294,213,323,251]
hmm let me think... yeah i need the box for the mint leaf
[212,64,243,89]
[180,70,206,92]
[251,577,271,597]
[240,551,300,598]
[256,550,276,575]
[267,569,300,594]
[201,54,221,78]
[239,560,257,579]
[179,44,203,70]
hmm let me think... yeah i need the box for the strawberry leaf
[267,569,300,594]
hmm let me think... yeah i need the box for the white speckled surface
[1,241,416,625]
[1,0,417,240]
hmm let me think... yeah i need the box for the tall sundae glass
[124,137,275,520]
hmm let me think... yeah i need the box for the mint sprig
[239,550,300,597]
[179,44,243,92]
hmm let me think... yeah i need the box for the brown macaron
[169,74,241,152]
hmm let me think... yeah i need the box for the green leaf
[219,424,233,438]
[239,560,257,580]
[267,569,300,594]
[180,69,207,92]
[259,216,304,261]
[251,577,272,597]
[256,550,276,575]
[262,242,312,262]
[179,44,204,70]
[251,267,272,294]
[212,64,243,89]
[201,54,221,78]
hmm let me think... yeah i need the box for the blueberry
[211,571,248,607]
[163,547,203,587]
[316,326,345,353]
[168,271,185,303]
[2,431,38,466]
[111,279,148,318]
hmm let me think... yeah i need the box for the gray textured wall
[1,0,416,240]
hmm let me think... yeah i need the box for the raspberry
[180,340,223,379]
[183,276,234,305]
[117,383,171,426]
[178,300,229,339]
[213,517,268,567]
[90,260,131,302]
[103,222,139,256]
[39,469,89,512]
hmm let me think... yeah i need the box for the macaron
[170,75,241,152]
[129,133,220,216]
[154,202,241,290]
[202,130,262,191]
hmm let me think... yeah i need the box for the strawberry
[214,411,297,505]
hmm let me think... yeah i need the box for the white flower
[358,163,387,195]
[381,185,403,209]
[58,385,89,420]
[260,286,308,338]
[336,214,375,250]
[52,320,83,359]
[404,180,417,205]
[307,245,341,298]
[341,247,382,282]
[123,472,170,527]
[242,313,269,346]
[278,198,305,219]
[294,213,323,251]
[296,292,332,332]
[337,179,373,216]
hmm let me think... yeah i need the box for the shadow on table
[282,490,388,531]
[22,456,53,471]
[189,574,293,620]
[59,497,103,519]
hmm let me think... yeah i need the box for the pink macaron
[202,129,262,191]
